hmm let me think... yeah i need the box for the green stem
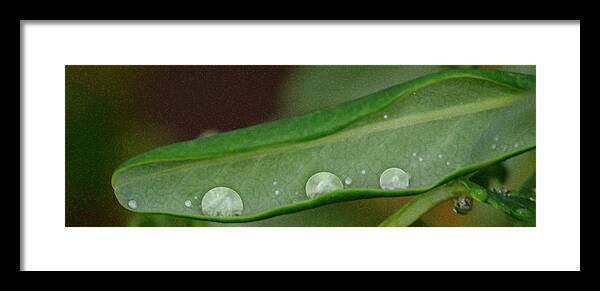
[378,182,467,227]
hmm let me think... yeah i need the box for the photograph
[22,20,580,271]
[66,65,536,227]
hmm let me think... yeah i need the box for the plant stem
[378,181,467,227]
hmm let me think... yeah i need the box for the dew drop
[184,200,192,208]
[418,157,423,162]
[412,152,417,157]
[514,208,533,220]
[491,144,497,149]
[201,187,244,217]
[344,177,353,185]
[383,114,389,119]
[305,172,344,199]
[379,168,410,190]
[514,143,519,148]
[437,154,443,159]
[453,196,473,215]
[273,181,278,186]
[361,170,366,175]
[275,190,280,195]
[446,161,451,166]
[127,199,137,209]
[494,136,499,141]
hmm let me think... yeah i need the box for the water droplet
[412,152,417,157]
[514,208,533,220]
[275,190,280,195]
[383,114,389,119]
[491,144,497,149]
[514,143,519,148]
[201,187,244,217]
[273,181,278,186]
[305,172,343,199]
[494,136,499,141]
[184,200,192,208]
[437,154,443,159]
[418,157,423,162]
[361,170,366,175]
[194,196,198,199]
[127,199,137,209]
[453,196,473,215]
[446,161,451,166]
[344,177,352,185]
[379,168,410,190]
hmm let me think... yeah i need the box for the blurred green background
[65,65,535,227]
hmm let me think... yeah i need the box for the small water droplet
[453,196,473,215]
[273,181,278,186]
[184,200,192,208]
[412,152,417,157]
[379,168,410,190]
[194,196,198,199]
[438,154,443,159]
[361,170,366,175]
[127,199,137,209]
[383,114,389,119]
[201,187,244,217]
[418,157,423,162]
[344,177,352,185]
[446,161,451,166]
[491,144,497,149]
[275,190,280,195]
[514,143,519,148]
[494,136,499,141]
[305,172,343,199]
[515,208,533,219]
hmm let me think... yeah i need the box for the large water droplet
[379,168,410,190]
[201,187,244,217]
[127,199,137,209]
[453,196,473,215]
[305,172,343,198]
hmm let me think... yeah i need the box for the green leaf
[111,69,536,223]
[378,182,466,227]
[462,180,536,223]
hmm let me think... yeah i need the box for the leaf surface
[112,69,536,222]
